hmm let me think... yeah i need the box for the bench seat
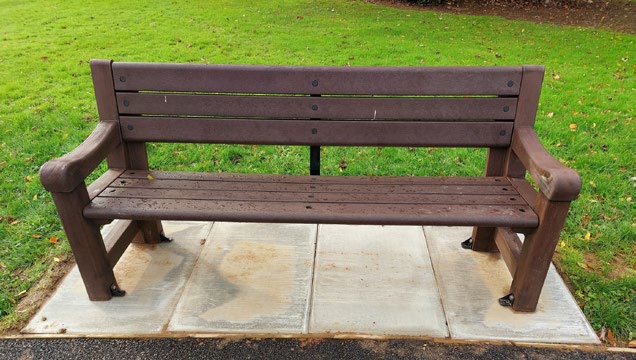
[85,170,538,228]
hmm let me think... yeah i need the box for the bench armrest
[511,127,581,201]
[40,121,122,193]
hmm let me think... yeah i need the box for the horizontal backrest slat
[117,93,517,120]
[120,117,513,147]
[112,63,523,96]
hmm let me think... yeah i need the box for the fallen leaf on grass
[578,262,592,270]
[31,234,41,239]
[584,232,591,241]
[607,328,616,345]
[569,123,578,131]
[49,237,59,244]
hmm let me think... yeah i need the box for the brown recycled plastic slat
[120,171,510,185]
[108,178,520,195]
[112,62,522,95]
[116,93,517,120]
[119,117,514,147]
[100,187,528,205]
[84,197,537,228]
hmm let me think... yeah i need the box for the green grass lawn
[0,0,633,341]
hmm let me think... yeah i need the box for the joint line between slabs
[422,226,452,338]
[305,224,320,334]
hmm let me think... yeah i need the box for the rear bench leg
[51,185,123,300]
[507,195,571,311]
[134,220,172,244]
[464,227,498,252]
[467,148,510,252]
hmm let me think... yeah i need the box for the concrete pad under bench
[24,222,599,345]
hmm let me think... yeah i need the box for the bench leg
[468,148,511,252]
[468,226,498,252]
[51,186,122,300]
[133,220,169,244]
[508,194,571,312]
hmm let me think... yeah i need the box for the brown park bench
[40,60,581,312]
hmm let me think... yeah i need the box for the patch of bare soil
[373,1,636,33]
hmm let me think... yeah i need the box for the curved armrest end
[40,159,84,193]
[512,127,582,202]
[39,121,122,193]
[537,166,582,202]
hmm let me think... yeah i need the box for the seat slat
[85,197,537,228]
[109,178,519,195]
[117,94,517,120]
[120,117,514,147]
[120,170,510,185]
[112,63,522,95]
[101,187,528,205]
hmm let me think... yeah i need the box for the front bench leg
[51,184,123,300]
[508,193,571,311]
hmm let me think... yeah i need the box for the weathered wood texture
[40,61,581,312]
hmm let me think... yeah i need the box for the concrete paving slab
[168,222,317,334]
[23,221,212,335]
[424,226,599,344]
[310,225,448,337]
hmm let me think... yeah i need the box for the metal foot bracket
[110,284,126,297]
[461,237,473,249]
[159,232,173,243]
[499,293,515,307]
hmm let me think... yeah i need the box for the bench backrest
[92,61,544,149]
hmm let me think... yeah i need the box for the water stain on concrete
[200,241,295,322]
